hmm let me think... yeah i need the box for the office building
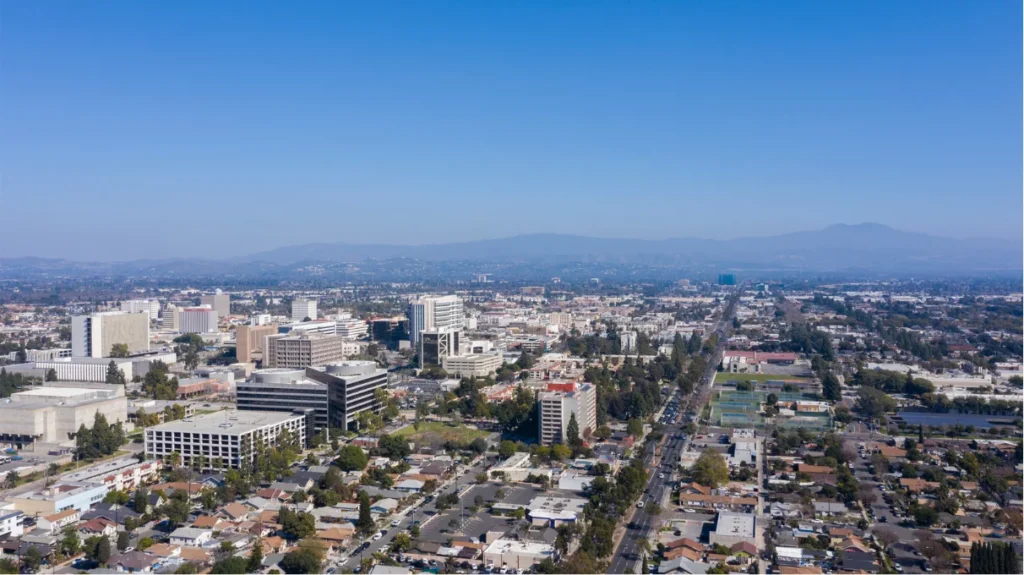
[370,317,409,345]
[33,357,134,382]
[144,410,308,470]
[419,328,460,368]
[162,305,180,331]
[200,289,231,317]
[237,369,329,432]
[306,361,388,431]
[71,311,150,358]
[537,382,597,446]
[177,306,219,334]
[292,297,318,322]
[278,320,338,336]
[0,383,128,444]
[235,324,278,363]
[408,295,464,348]
[120,300,161,321]
[265,332,346,369]
[718,274,736,286]
[336,318,369,340]
[442,353,503,378]
[250,314,273,326]
[620,331,638,354]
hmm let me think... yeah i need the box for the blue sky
[2,0,1020,260]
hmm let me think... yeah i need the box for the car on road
[391,519,401,526]
[636,501,645,508]
[372,533,383,541]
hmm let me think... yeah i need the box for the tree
[692,449,729,488]
[200,487,217,511]
[110,343,130,358]
[211,557,249,574]
[594,425,612,441]
[2,471,18,489]
[104,489,130,505]
[498,440,517,459]
[0,558,18,574]
[913,505,939,527]
[133,486,150,513]
[117,531,130,552]
[138,537,156,551]
[105,361,126,385]
[60,525,81,556]
[551,443,572,461]
[377,434,411,459]
[279,508,316,540]
[357,491,374,535]
[281,540,324,574]
[566,413,581,451]
[175,564,199,574]
[626,418,643,438]
[23,547,42,573]
[45,368,58,381]
[822,372,841,401]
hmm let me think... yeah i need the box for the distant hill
[236,223,1022,272]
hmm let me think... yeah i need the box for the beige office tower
[162,305,180,331]
[71,312,150,358]
[200,289,231,317]
[236,324,279,363]
[265,332,346,369]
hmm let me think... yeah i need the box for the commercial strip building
[0,383,128,445]
[235,323,278,363]
[72,311,150,358]
[306,361,389,431]
[265,332,347,369]
[11,482,109,516]
[62,457,163,492]
[199,290,231,317]
[144,410,309,470]
[291,297,318,322]
[236,369,329,432]
[708,511,756,547]
[482,538,556,571]
[408,295,464,349]
[441,353,503,378]
[537,382,597,446]
[120,300,161,321]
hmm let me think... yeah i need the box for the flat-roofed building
[709,511,756,547]
[120,300,161,321]
[235,324,278,363]
[0,383,128,444]
[33,356,134,383]
[419,327,459,368]
[177,306,219,334]
[72,311,150,358]
[306,361,388,431]
[483,538,556,571]
[200,290,231,317]
[442,353,503,378]
[11,482,109,516]
[291,298,318,322]
[265,332,346,369]
[237,369,329,432]
[537,382,597,446]
[336,318,369,340]
[144,410,308,470]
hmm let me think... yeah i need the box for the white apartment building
[71,311,150,358]
[62,457,163,492]
[177,306,219,333]
[537,383,597,446]
[442,353,503,378]
[336,318,369,340]
[120,300,161,321]
[408,295,464,348]
[0,508,24,539]
[144,410,308,470]
[292,297,318,322]
[200,290,231,317]
[620,331,638,354]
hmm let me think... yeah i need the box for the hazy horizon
[1,1,1021,261]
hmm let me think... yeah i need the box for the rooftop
[484,538,555,557]
[146,410,303,435]
[714,511,755,538]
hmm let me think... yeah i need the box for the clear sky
[2,0,1020,260]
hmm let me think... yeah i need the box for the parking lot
[420,483,541,544]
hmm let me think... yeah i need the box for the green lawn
[714,372,812,383]
[393,421,489,447]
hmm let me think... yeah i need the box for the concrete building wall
[236,324,278,363]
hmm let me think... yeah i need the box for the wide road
[606,294,738,574]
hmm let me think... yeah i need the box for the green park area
[393,421,489,448]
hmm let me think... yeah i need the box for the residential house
[168,527,212,547]
[111,551,160,573]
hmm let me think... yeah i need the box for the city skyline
[1,1,1020,261]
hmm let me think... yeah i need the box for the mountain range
[237,223,1020,272]
[0,224,1019,277]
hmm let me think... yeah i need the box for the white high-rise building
[71,312,150,358]
[336,318,369,340]
[177,306,219,333]
[620,331,638,354]
[120,300,161,321]
[537,383,597,446]
[408,295,464,348]
[200,290,231,317]
[292,298,318,322]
